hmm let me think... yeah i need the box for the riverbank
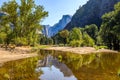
[44,46,118,54]
[0,46,118,64]
[0,47,38,64]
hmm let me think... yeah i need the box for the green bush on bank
[69,40,83,47]
[59,44,64,47]
[94,45,108,50]
[14,37,28,46]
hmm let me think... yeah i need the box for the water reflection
[0,50,120,80]
[0,57,40,80]
[36,54,77,80]
[39,50,120,80]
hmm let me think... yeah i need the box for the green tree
[99,2,120,50]
[59,30,69,45]
[82,32,95,47]
[0,0,48,46]
[69,28,82,41]
[84,24,98,41]
[69,28,83,47]
[40,35,53,45]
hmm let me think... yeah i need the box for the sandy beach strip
[44,47,118,54]
[0,47,38,64]
[0,46,118,64]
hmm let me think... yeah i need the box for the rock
[65,0,120,30]
[43,15,72,37]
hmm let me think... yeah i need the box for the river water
[0,50,120,80]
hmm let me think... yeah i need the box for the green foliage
[58,44,64,47]
[14,37,28,46]
[0,32,7,43]
[52,30,69,45]
[69,40,83,47]
[59,30,69,45]
[47,38,53,45]
[40,35,53,45]
[0,0,48,46]
[82,32,95,47]
[53,27,96,47]
[94,45,108,50]
[96,36,103,46]
[99,2,120,50]
[0,24,12,44]
[84,24,98,41]
[69,28,82,41]
[59,30,69,38]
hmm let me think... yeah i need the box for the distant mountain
[43,15,72,37]
[65,0,120,30]
[42,25,51,37]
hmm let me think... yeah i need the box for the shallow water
[0,50,120,80]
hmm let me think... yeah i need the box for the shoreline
[0,46,119,64]
[0,47,38,64]
[44,46,118,54]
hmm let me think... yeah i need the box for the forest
[40,2,120,51]
[0,0,120,50]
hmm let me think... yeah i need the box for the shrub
[69,40,82,47]
[15,37,28,46]
[82,32,95,47]
[59,44,64,47]
[94,45,108,50]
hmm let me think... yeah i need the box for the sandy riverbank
[0,47,38,64]
[44,47,118,54]
[0,46,119,64]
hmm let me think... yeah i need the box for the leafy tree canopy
[0,0,48,46]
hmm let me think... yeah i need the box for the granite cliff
[65,0,120,30]
[43,15,72,37]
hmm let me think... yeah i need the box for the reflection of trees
[0,57,40,80]
[39,50,120,80]
[65,52,120,80]
[64,52,98,70]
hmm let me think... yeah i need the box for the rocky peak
[65,0,120,30]
[43,15,72,37]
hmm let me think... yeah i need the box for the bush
[48,38,53,45]
[69,40,82,47]
[15,37,28,46]
[59,44,64,47]
[0,32,7,44]
[82,38,95,47]
[82,32,95,47]
[94,45,108,50]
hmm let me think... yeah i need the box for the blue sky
[0,0,88,26]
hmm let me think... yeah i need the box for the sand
[44,47,118,54]
[0,46,118,64]
[0,47,38,63]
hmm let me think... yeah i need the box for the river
[0,50,120,80]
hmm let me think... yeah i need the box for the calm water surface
[0,50,120,80]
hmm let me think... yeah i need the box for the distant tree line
[50,2,120,50]
[52,24,96,47]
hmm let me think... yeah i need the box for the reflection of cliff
[37,55,73,77]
